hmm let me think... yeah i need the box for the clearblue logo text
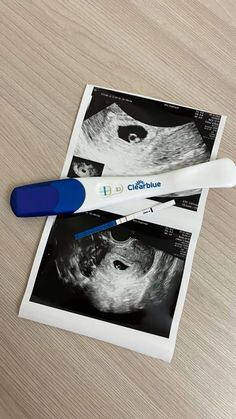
[127,180,161,191]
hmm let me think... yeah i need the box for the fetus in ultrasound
[55,230,184,314]
[118,125,148,144]
[68,157,104,178]
[72,161,99,177]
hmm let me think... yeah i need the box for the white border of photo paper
[19,85,227,362]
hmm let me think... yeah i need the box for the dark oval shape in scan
[113,260,128,270]
[118,125,147,143]
[111,227,131,242]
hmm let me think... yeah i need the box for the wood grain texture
[0,1,236,417]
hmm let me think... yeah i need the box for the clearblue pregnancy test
[74,200,175,240]
[10,158,236,217]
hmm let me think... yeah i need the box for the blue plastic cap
[10,179,86,217]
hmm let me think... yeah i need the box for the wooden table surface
[1,1,235,418]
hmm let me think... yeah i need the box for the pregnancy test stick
[74,200,175,240]
[10,158,236,217]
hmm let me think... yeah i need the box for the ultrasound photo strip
[18,85,227,362]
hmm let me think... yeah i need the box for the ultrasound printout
[19,85,226,362]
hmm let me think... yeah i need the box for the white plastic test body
[10,158,236,217]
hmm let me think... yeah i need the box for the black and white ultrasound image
[30,211,191,338]
[75,87,221,211]
[68,157,104,178]
[29,87,220,338]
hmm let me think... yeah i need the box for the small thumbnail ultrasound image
[74,87,221,211]
[30,211,191,338]
[68,156,104,178]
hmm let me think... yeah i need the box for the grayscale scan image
[30,211,191,338]
[74,87,221,210]
[78,102,209,176]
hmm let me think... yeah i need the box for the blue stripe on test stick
[74,200,175,240]
[74,220,117,240]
